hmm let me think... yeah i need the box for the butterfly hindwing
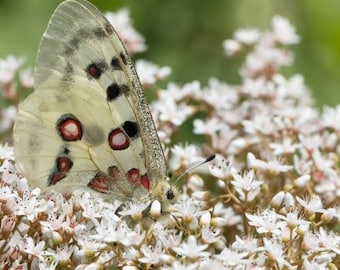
[14,0,169,201]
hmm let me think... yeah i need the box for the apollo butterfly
[13,0,175,204]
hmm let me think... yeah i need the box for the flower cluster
[0,56,34,140]
[0,8,339,270]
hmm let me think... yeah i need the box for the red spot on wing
[49,172,66,185]
[127,168,140,185]
[108,165,123,181]
[57,157,73,172]
[57,114,82,141]
[87,63,103,79]
[88,173,110,194]
[108,128,129,150]
[48,156,73,186]
[141,174,150,190]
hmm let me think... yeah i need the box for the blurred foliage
[1,0,340,107]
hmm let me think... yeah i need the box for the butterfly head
[150,177,178,204]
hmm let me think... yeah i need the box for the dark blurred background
[1,0,340,107]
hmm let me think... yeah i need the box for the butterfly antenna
[173,154,216,186]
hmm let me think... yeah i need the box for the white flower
[153,97,194,126]
[262,238,295,268]
[246,209,286,235]
[169,144,205,171]
[160,81,202,101]
[302,258,328,270]
[38,258,58,270]
[15,191,51,221]
[231,169,263,201]
[247,152,293,173]
[193,117,226,136]
[79,192,103,219]
[223,39,241,56]
[0,106,17,133]
[22,236,46,260]
[171,198,206,225]
[234,28,260,44]
[105,9,146,54]
[0,143,14,160]
[201,225,220,244]
[293,174,311,188]
[91,216,130,245]
[321,105,340,131]
[272,15,300,44]
[269,137,300,155]
[154,227,183,250]
[293,154,313,175]
[316,227,340,254]
[282,210,310,229]
[201,78,237,109]
[126,224,145,246]
[312,149,334,171]
[139,241,173,264]
[118,201,149,221]
[320,207,340,222]
[212,203,241,226]
[172,235,209,258]
[19,68,34,88]
[302,230,320,251]
[296,195,324,214]
[0,55,25,84]
[40,211,66,231]
[231,236,258,253]
[0,159,18,186]
[135,60,171,85]
[209,154,232,178]
[50,243,74,264]
[213,247,248,266]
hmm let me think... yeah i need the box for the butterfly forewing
[14,0,168,200]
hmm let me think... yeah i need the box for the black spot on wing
[122,121,139,138]
[107,83,122,101]
[63,147,70,155]
[111,56,122,70]
[107,83,130,100]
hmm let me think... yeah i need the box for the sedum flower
[139,241,173,265]
[104,9,146,54]
[172,235,209,259]
[272,15,300,44]
[234,28,261,44]
[246,209,286,235]
[231,169,263,201]
[0,9,338,270]
[135,60,171,85]
[0,55,25,84]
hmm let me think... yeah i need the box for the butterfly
[13,0,175,204]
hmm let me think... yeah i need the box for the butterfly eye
[166,189,174,200]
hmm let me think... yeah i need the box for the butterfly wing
[14,0,167,200]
